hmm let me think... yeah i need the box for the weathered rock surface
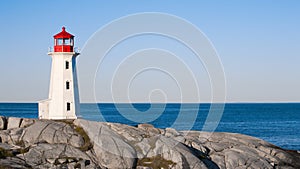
[21,120,85,148]
[74,119,137,168]
[0,116,298,169]
[7,117,22,129]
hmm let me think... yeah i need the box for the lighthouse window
[65,61,69,69]
[64,38,70,45]
[66,81,70,90]
[67,103,71,111]
[57,38,63,45]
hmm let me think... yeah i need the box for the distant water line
[0,103,299,150]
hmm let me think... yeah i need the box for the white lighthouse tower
[39,27,80,119]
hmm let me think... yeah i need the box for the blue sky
[0,1,299,102]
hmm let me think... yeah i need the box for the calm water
[0,103,299,150]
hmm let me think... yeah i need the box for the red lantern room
[53,27,74,52]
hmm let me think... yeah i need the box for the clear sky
[0,0,299,103]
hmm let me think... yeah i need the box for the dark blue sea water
[0,103,299,150]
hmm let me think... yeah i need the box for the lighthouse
[39,27,80,119]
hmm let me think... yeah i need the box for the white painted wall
[39,52,80,119]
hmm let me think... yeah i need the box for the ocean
[0,103,299,150]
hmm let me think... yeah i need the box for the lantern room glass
[57,38,63,45]
[64,39,70,45]
[55,38,73,46]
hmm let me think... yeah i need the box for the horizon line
[0,101,300,104]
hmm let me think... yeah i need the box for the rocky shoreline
[0,116,299,169]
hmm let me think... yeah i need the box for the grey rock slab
[180,131,300,168]
[146,135,209,169]
[0,128,24,145]
[21,120,51,145]
[0,130,12,144]
[0,142,14,150]
[137,123,161,136]
[210,153,225,169]
[23,143,93,166]
[183,137,208,155]
[0,157,30,169]
[108,122,145,142]
[39,122,68,143]
[10,128,24,144]
[69,134,85,148]
[135,138,152,157]
[224,149,246,169]
[21,120,84,148]
[165,127,180,137]
[74,119,137,168]
[20,118,35,128]
[0,117,298,169]
[7,117,22,129]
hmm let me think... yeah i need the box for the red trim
[54,46,73,52]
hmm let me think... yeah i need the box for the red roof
[53,27,74,39]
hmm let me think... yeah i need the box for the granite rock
[0,116,299,169]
